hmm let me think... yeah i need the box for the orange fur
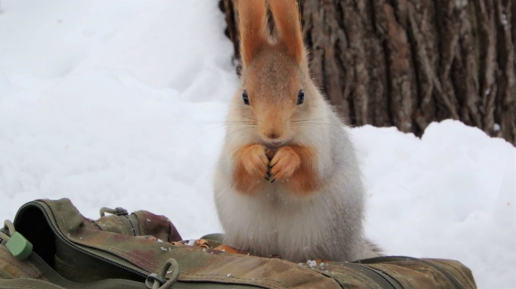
[214,244,249,255]
[275,145,319,196]
[234,1,317,196]
[237,0,269,65]
[268,0,305,63]
[243,49,303,142]
[270,146,301,180]
[232,144,268,195]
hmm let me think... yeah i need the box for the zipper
[17,201,149,279]
[10,201,275,289]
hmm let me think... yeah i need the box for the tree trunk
[219,0,516,146]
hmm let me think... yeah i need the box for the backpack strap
[0,278,67,289]
[0,252,147,289]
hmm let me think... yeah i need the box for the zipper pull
[6,232,33,260]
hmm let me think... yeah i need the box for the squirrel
[213,0,380,262]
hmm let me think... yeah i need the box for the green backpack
[0,198,477,289]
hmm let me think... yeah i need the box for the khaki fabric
[0,198,477,289]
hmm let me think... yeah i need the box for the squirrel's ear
[237,0,268,66]
[268,0,305,64]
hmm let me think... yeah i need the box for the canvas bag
[0,198,477,289]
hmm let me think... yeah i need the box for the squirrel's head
[235,0,317,146]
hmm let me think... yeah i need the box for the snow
[0,0,514,288]
[306,260,318,268]
[494,123,501,132]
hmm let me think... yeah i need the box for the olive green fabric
[0,198,477,289]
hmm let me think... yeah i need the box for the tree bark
[219,0,516,146]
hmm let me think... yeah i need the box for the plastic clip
[6,232,33,260]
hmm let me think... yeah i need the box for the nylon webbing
[355,256,465,289]
[0,278,67,289]
[27,252,146,289]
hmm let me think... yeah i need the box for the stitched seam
[315,267,380,288]
[84,245,310,289]
[184,272,290,287]
[103,246,159,269]
[103,246,292,287]
[50,205,321,289]
[0,285,58,289]
[180,273,287,289]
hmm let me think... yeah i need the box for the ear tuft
[268,0,305,63]
[237,0,269,66]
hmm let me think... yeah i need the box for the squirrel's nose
[260,118,284,141]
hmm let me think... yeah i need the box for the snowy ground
[0,1,514,288]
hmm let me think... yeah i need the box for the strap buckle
[1,220,33,260]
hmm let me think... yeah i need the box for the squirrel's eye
[297,90,304,105]
[242,90,250,105]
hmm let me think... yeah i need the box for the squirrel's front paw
[241,144,269,178]
[269,146,301,182]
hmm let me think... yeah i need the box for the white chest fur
[214,170,347,262]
